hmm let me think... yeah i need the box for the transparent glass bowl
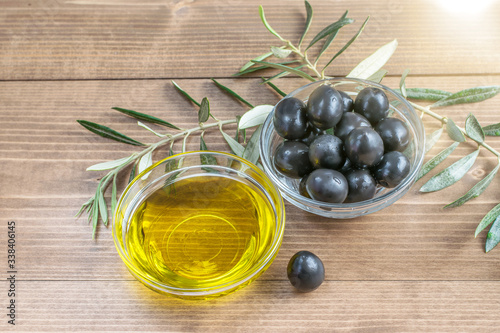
[259,78,425,218]
[113,151,285,299]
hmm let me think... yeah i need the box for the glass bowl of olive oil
[113,151,285,299]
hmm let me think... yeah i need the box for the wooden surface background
[1,0,500,331]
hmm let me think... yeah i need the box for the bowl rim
[112,150,286,297]
[259,77,425,211]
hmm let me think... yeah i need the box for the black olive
[300,125,326,146]
[344,169,377,203]
[338,90,354,112]
[344,127,384,168]
[372,151,411,188]
[334,111,371,141]
[306,85,343,130]
[274,141,313,178]
[308,134,345,170]
[374,117,411,152]
[305,169,348,203]
[273,97,309,140]
[354,87,389,125]
[287,251,325,292]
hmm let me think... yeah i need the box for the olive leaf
[431,86,500,108]
[200,135,218,168]
[417,141,459,180]
[243,125,263,164]
[238,105,274,129]
[367,69,388,84]
[239,51,273,73]
[315,10,348,63]
[271,46,292,59]
[399,69,410,98]
[128,162,137,183]
[298,0,313,48]
[446,119,466,142]
[347,39,398,80]
[198,97,210,123]
[138,121,166,137]
[306,17,353,50]
[111,174,117,216]
[475,203,500,237]
[465,113,485,143]
[98,190,108,226]
[92,196,99,239]
[263,79,287,97]
[75,197,94,218]
[138,151,153,180]
[77,120,145,147]
[252,61,316,82]
[486,218,500,252]
[234,60,299,76]
[86,155,134,171]
[323,16,369,72]
[419,149,480,192]
[445,163,499,209]
[261,64,307,84]
[220,128,245,157]
[112,107,180,130]
[211,78,254,108]
[424,127,443,154]
[259,5,285,41]
[399,88,452,101]
[482,122,500,136]
[171,80,201,107]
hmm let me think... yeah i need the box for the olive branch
[77,1,500,253]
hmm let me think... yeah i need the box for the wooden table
[2,0,500,331]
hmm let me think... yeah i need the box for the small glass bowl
[259,78,425,219]
[113,151,285,299]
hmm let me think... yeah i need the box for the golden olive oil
[125,174,276,289]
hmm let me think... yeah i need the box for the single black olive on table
[274,141,313,178]
[287,251,325,292]
[344,127,384,168]
[338,90,354,112]
[305,169,348,203]
[354,87,390,126]
[334,111,372,141]
[374,117,411,152]
[306,85,343,130]
[308,134,345,170]
[344,169,377,203]
[273,97,308,140]
[372,151,411,188]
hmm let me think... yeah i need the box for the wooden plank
[1,0,500,80]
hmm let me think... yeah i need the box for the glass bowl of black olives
[259,78,425,218]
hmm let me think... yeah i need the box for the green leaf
[211,78,254,108]
[322,16,369,72]
[234,60,300,76]
[239,105,274,129]
[138,151,153,180]
[198,97,210,123]
[306,17,353,50]
[465,113,485,143]
[425,127,443,154]
[263,79,287,97]
[446,119,466,142]
[220,128,245,157]
[112,107,180,130]
[239,51,273,73]
[111,174,117,217]
[137,121,166,138]
[259,5,284,41]
[486,217,500,252]
[171,80,200,107]
[243,125,263,164]
[298,0,313,48]
[98,190,108,226]
[86,155,134,171]
[476,203,500,237]
[432,86,500,108]
[261,64,307,84]
[325,128,334,135]
[75,197,94,218]
[483,123,500,136]
[367,69,388,84]
[252,61,316,82]
[128,162,137,183]
[200,135,218,166]
[417,141,460,181]
[271,46,292,59]
[92,197,99,239]
[347,39,398,80]
[398,88,452,101]
[419,149,479,193]
[445,163,499,208]
[315,10,348,63]
[77,120,145,147]
[399,69,410,98]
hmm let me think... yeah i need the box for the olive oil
[126,174,276,288]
